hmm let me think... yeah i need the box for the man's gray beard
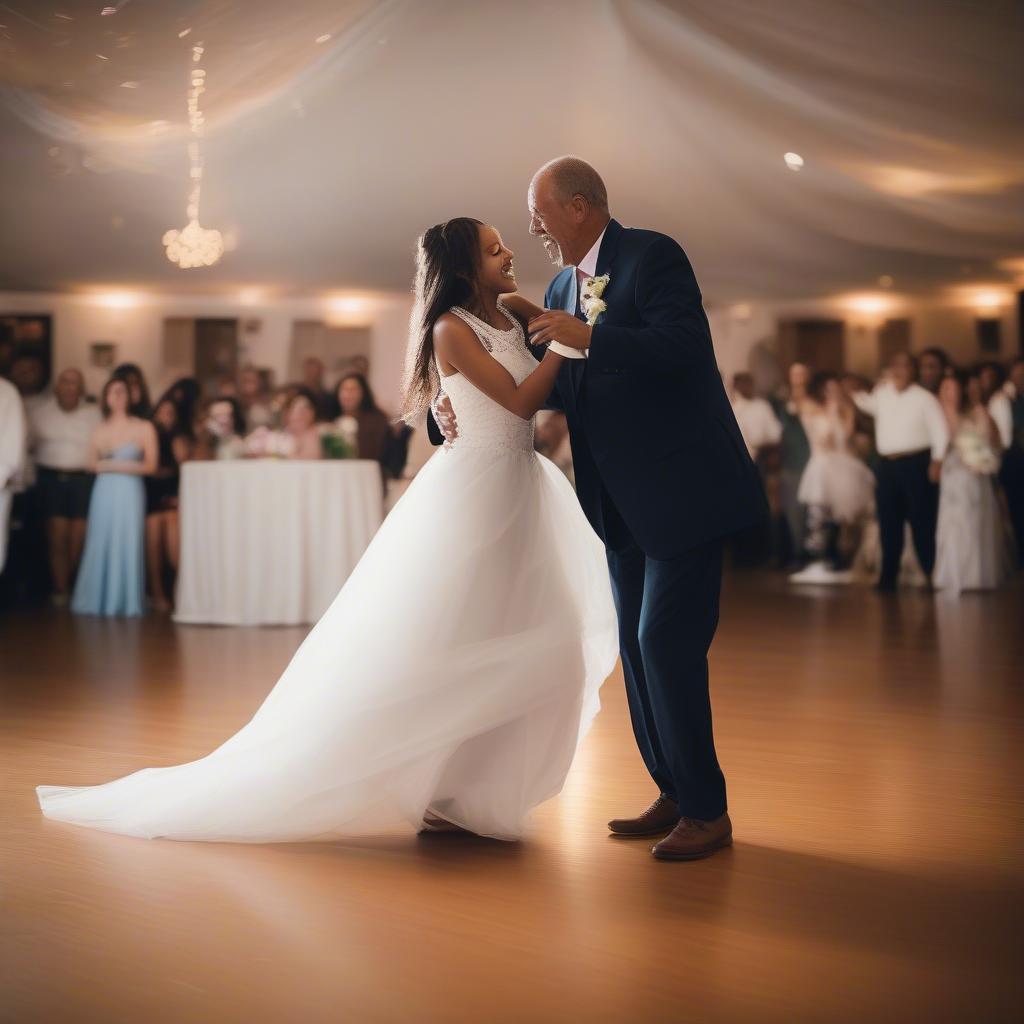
[541,235,564,268]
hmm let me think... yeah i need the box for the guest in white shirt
[730,372,782,459]
[853,352,949,591]
[28,368,101,602]
[0,376,28,573]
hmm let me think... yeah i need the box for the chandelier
[163,42,224,269]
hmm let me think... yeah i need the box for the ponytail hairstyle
[400,217,482,425]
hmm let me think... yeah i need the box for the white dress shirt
[853,382,949,460]
[28,397,102,471]
[988,390,1013,450]
[731,395,782,457]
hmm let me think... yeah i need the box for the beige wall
[708,293,1020,389]
[0,289,415,415]
[4,286,1019,414]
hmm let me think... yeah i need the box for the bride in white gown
[37,218,619,842]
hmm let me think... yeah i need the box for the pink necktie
[575,267,588,318]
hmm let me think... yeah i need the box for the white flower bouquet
[954,425,1000,475]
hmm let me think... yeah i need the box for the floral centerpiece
[320,415,359,460]
[244,426,296,459]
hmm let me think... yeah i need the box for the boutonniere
[580,273,610,327]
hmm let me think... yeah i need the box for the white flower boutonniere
[580,273,610,327]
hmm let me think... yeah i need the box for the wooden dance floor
[1,574,1021,1023]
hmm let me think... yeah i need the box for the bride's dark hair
[401,217,483,425]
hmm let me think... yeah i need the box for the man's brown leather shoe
[651,812,732,860]
[608,795,680,837]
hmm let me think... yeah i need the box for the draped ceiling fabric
[0,0,1021,302]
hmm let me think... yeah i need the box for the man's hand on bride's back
[435,395,459,444]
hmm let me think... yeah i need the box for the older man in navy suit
[433,157,766,860]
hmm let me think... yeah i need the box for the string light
[163,42,224,269]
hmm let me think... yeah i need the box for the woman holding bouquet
[933,372,1012,594]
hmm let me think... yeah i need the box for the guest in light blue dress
[71,377,157,617]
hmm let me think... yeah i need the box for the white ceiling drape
[0,0,1020,301]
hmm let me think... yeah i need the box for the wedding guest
[978,361,1013,452]
[302,356,340,420]
[1000,358,1024,564]
[157,377,200,438]
[283,388,323,460]
[933,373,1009,594]
[335,373,391,462]
[237,367,274,432]
[853,352,949,590]
[730,372,782,459]
[769,362,812,568]
[0,375,28,573]
[112,362,153,419]
[193,397,247,460]
[28,369,101,603]
[9,349,49,415]
[918,348,951,395]
[790,373,875,584]
[145,398,191,613]
[72,377,157,617]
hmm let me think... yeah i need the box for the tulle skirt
[38,445,619,842]
[797,451,875,523]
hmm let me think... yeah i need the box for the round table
[174,460,384,626]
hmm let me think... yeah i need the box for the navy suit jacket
[539,219,766,559]
[429,219,767,559]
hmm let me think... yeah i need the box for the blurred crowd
[2,343,1021,618]
[729,349,1024,594]
[0,354,412,615]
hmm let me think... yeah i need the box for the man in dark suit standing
[434,157,767,860]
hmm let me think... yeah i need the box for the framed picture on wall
[89,342,117,369]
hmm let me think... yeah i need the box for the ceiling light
[783,152,804,171]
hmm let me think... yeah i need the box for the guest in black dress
[145,398,191,612]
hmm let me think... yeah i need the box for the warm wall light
[947,285,1012,313]
[844,293,891,316]
[89,290,143,310]
[238,287,265,306]
[324,294,374,322]
[972,291,1004,313]
[730,303,752,321]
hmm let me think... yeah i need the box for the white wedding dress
[37,300,619,842]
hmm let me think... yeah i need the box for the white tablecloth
[174,461,383,626]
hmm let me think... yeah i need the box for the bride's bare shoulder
[432,312,477,348]
[501,293,543,322]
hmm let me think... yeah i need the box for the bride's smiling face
[475,225,516,295]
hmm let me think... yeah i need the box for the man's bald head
[530,156,609,212]
[528,156,611,267]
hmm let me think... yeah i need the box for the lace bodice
[438,298,538,454]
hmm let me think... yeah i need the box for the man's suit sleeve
[426,408,444,447]
[587,236,711,374]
